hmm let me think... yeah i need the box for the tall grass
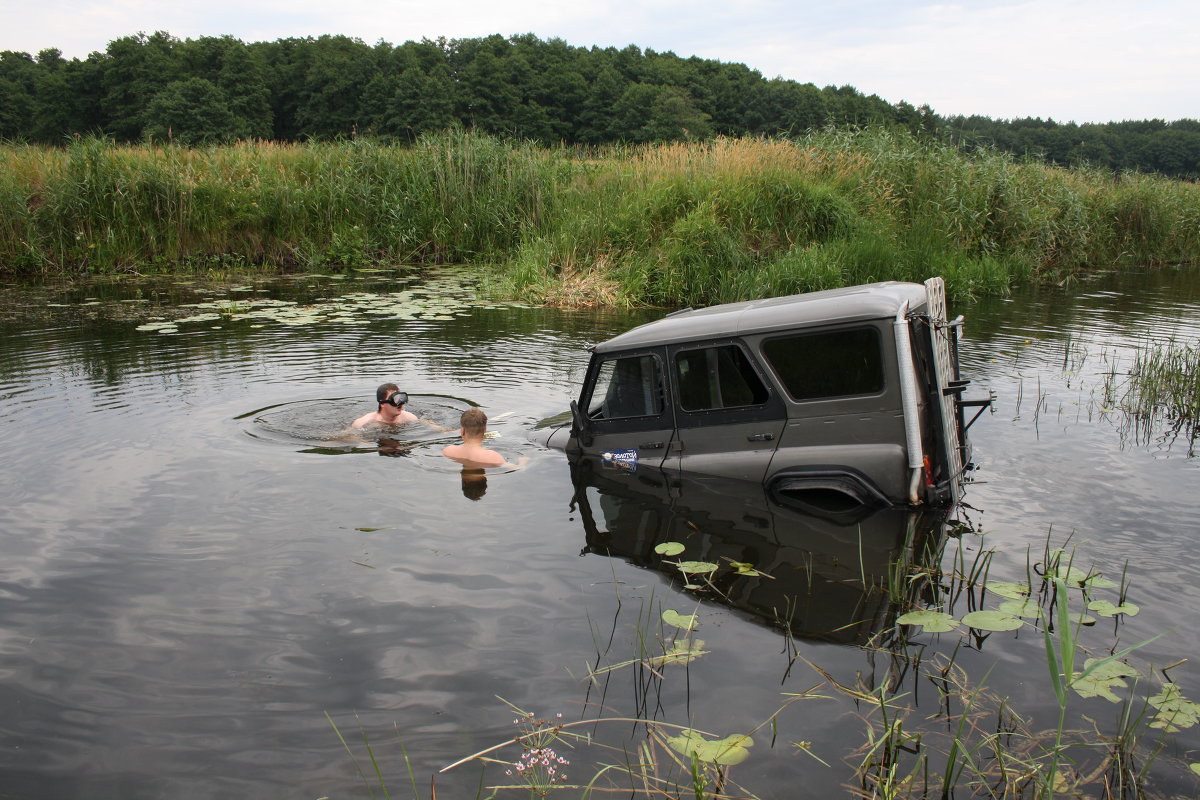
[2,131,1198,305]
[0,132,561,274]
[1107,338,1200,455]
[1124,339,1200,420]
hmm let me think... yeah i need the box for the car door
[576,348,676,473]
[664,340,787,482]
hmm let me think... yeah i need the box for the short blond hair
[460,407,487,438]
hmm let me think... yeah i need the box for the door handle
[746,433,774,442]
[639,441,665,450]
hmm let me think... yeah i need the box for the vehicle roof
[594,282,930,353]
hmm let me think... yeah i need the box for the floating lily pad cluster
[652,540,771,590]
[898,550,1138,636]
[894,547,1196,721]
[133,269,530,333]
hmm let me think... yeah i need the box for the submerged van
[535,278,992,508]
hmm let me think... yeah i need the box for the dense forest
[1,30,1198,179]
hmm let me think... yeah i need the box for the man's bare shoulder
[443,445,506,468]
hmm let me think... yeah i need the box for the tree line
[1,31,1197,179]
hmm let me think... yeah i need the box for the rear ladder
[923,277,967,503]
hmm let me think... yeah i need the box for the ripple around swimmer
[235,395,472,453]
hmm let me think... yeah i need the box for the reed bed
[2,131,1198,306]
[0,132,561,274]
[1110,339,1200,455]
[1125,340,1200,417]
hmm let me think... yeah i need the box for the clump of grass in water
[1124,339,1200,422]
[1099,338,1200,455]
[872,533,1200,799]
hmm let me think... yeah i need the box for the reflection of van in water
[535,279,992,509]
[568,458,953,645]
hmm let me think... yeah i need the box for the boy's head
[460,407,488,439]
[376,383,403,409]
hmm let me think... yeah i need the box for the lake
[1,266,1198,799]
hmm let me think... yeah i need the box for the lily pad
[674,560,719,576]
[988,581,1031,600]
[961,610,1023,631]
[998,597,1041,618]
[1072,658,1139,702]
[1083,574,1119,589]
[1046,563,1092,586]
[1148,684,1200,731]
[667,730,754,766]
[728,561,764,576]
[1087,599,1140,617]
[662,610,699,631]
[648,638,708,667]
[1190,763,1200,777]
[896,610,959,633]
[654,542,685,556]
[174,312,223,324]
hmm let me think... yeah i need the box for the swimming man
[352,383,419,428]
[442,408,523,468]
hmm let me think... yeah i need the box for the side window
[587,355,665,420]
[761,327,884,401]
[674,345,769,412]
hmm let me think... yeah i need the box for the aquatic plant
[1096,337,1200,456]
[5,132,1199,309]
[878,536,1198,799]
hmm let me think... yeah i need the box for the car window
[588,355,665,419]
[761,327,884,401]
[674,345,769,411]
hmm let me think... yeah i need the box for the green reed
[1124,340,1200,421]
[3,131,1198,306]
[0,132,561,274]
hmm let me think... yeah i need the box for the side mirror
[569,400,593,448]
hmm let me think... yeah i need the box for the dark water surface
[1,267,1198,799]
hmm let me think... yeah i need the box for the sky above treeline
[5,0,1197,125]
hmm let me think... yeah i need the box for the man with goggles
[353,383,418,428]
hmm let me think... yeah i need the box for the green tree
[100,31,182,140]
[217,43,274,139]
[382,63,459,139]
[0,51,37,139]
[30,49,79,141]
[143,77,240,144]
[614,83,711,142]
[577,63,625,143]
[294,35,374,138]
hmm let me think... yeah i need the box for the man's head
[460,407,488,440]
[375,383,407,409]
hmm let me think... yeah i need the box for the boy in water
[353,383,418,428]
[442,408,518,468]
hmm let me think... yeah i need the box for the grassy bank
[2,131,1198,304]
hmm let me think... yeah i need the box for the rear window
[761,327,884,401]
[674,345,769,411]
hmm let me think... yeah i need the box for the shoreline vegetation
[2,129,1198,306]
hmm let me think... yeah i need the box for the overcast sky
[4,0,1197,124]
